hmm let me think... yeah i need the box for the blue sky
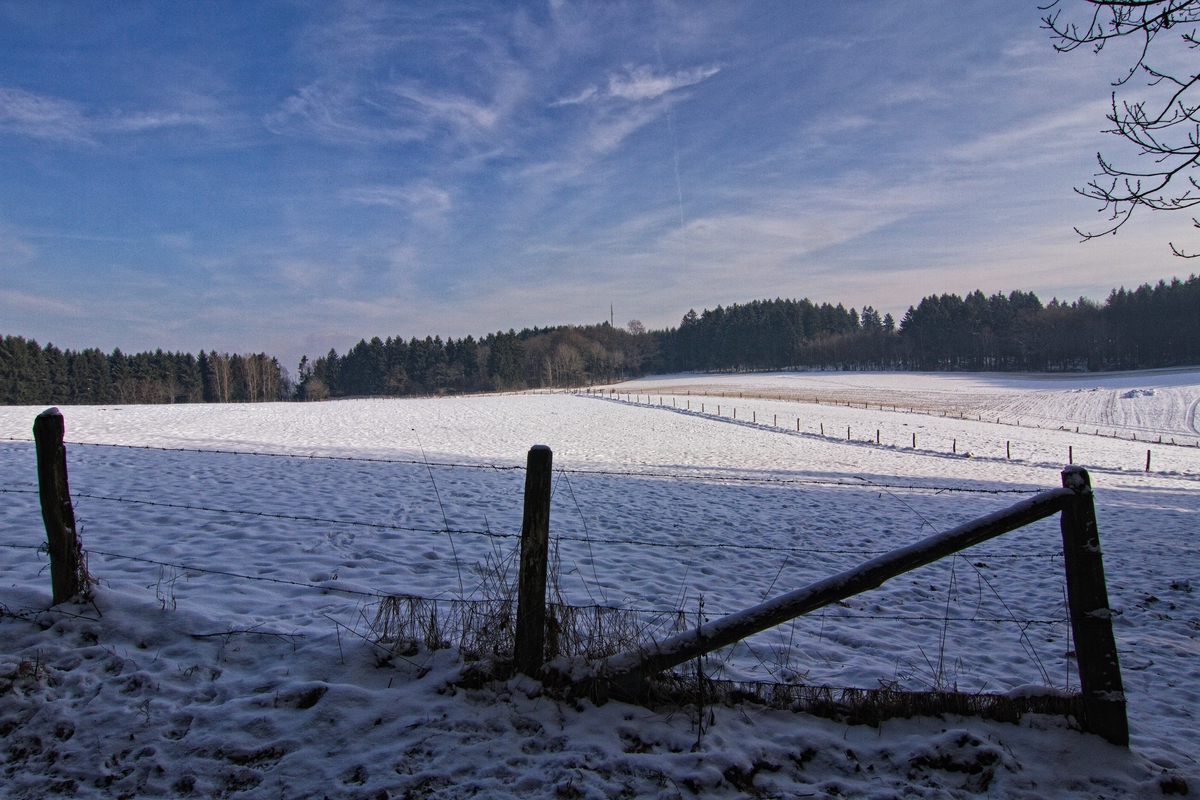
[0,1,1189,372]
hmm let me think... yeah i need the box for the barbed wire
[0,437,1044,495]
[0,436,525,471]
[0,542,1067,625]
[0,487,1063,558]
[559,468,1038,494]
[554,533,1061,559]
[807,612,1066,625]
[0,487,505,538]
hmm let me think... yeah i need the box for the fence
[9,407,1127,747]
[584,387,1186,472]
[582,386,1200,449]
[568,465,1128,747]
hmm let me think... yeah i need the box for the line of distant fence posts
[30,408,1127,747]
[586,387,1180,471]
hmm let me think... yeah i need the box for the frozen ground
[0,369,1196,798]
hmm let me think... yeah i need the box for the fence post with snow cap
[515,445,553,676]
[33,408,84,605]
[1060,467,1128,746]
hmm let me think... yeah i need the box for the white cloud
[554,64,721,108]
[268,69,528,148]
[0,289,85,317]
[109,110,205,132]
[0,87,92,143]
[390,84,500,133]
[948,101,1109,166]
[265,81,423,143]
[0,226,37,262]
[343,182,453,227]
[607,64,720,101]
[525,63,723,188]
[550,86,598,107]
[0,86,218,144]
[155,233,193,250]
[275,259,333,291]
[585,104,662,154]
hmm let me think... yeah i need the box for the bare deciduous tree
[209,353,231,403]
[1044,0,1200,254]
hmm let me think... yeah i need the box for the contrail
[655,40,686,229]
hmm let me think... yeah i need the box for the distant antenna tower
[610,303,614,327]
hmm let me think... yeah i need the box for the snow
[1,368,1196,797]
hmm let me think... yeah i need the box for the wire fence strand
[0,487,1063,559]
[0,542,1066,626]
[0,437,1047,494]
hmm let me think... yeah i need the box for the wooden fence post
[1060,466,1128,746]
[33,408,82,605]
[515,445,553,676]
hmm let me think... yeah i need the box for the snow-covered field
[0,369,1196,798]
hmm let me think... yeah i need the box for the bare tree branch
[1044,0,1200,254]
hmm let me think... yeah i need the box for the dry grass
[363,534,1086,733]
[365,594,689,666]
[644,674,1087,727]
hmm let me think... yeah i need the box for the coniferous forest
[3,276,1198,405]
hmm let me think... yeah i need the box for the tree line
[0,342,289,405]
[3,275,1197,405]
[297,275,1199,394]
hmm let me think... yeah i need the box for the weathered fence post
[33,408,82,605]
[515,445,553,676]
[1060,466,1128,746]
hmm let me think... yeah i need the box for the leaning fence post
[1060,466,1128,746]
[33,408,82,605]
[515,445,553,675]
